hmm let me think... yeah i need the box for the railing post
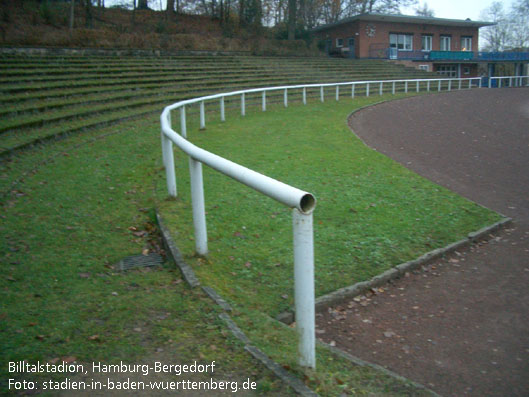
[366,82,370,97]
[448,80,452,91]
[262,91,266,111]
[335,85,339,101]
[220,96,225,122]
[284,88,288,107]
[405,81,408,93]
[438,79,441,91]
[200,101,205,130]
[320,86,324,102]
[161,110,171,168]
[180,106,187,138]
[241,93,246,116]
[302,87,307,105]
[458,79,462,90]
[189,159,208,256]
[509,77,513,87]
[352,83,355,98]
[379,81,383,95]
[293,209,315,369]
[468,79,472,89]
[392,81,395,95]
[489,77,492,89]
[162,107,176,197]
[416,80,419,92]
[163,136,177,198]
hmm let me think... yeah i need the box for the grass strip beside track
[157,95,501,317]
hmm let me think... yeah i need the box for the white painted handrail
[160,74,527,370]
[488,75,529,88]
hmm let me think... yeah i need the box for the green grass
[0,54,477,396]
[0,115,294,396]
[0,91,446,397]
[157,94,501,317]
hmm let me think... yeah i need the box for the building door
[325,39,332,55]
[348,38,355,58]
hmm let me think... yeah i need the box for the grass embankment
[0,55,432,157]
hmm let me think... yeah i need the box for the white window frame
[419,65,430,72]
[389,33,413,51]
[336,38,343,48]
[437,65,457,77]
[421,35,432,51]
[440,36,451,51]
[461,36,472,51]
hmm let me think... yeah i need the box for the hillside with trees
[0,0,418,55]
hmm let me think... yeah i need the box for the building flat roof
[312,13,495,32]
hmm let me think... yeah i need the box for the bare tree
[480,2,510,51]
[509,0,529,49]
[167,0,176,13]
[69,0,75,31]
[415,2,434,17]
[137,0,149,9]
[84,0,93,28]
[287,0,296,39]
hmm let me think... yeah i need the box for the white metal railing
[160,75,527,370]
[488,75,529,88]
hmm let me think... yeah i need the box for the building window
[421,35,432,51]
[461,36,472,51]
[390,34,413,51]
[419,65,430,72]
[437,65,457,77]
[336,38,343,48]
[463,66,471,75]
[440,36,451,51]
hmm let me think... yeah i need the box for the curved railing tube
[160,74,527,370]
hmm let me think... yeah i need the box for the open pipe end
[299,193,316,214]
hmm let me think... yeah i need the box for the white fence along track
[160,75,528,369]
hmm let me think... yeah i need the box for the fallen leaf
[79,273,91,279]
[61,356,77,363]
[88,335,100,341]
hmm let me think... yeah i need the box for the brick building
[313,13,511,78]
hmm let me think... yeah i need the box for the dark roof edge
[312,13,495,32]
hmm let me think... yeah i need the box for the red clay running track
[317,88,529,397]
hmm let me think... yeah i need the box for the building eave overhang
[312,13,495,32]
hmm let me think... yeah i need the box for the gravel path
[317,88,529,397]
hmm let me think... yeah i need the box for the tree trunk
[239,0,245,26]
[166,0,175,13]
[69,0,75,31]
[84,0,92,28]
[287,0,296,40]
[137,0,149,9]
